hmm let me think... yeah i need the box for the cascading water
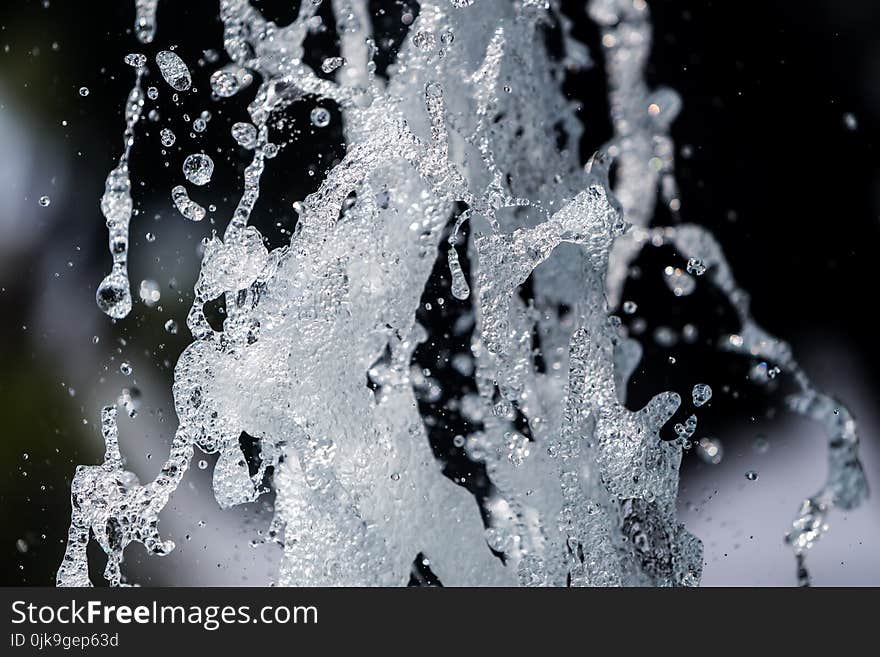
[58,0,868,587]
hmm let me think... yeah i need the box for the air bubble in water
[182,154,213,185]
[156,50,191,91]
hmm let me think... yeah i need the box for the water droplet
[124,53,147,68]
[692,383,712,407]
[160,128,176,147]
[182,153,214,186]
[686,257,706,276]
[164,318,179,334]
[156,51,191,91]
[78,86,89,97]
[321,56,345,73]
[38,195,51,207]
[745,470,758,481]
[171,185,206,221]
[622,300,637,314]
[120,361,132,376]
[411,30,436,52]
[447,245,470,300]
[198,459,208,470]
[145,231,156,242]
[231,122,257,149]
[96,270,132,319]
[310,107,330,128]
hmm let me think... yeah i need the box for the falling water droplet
[310,107,330,128]
[321,56,345,73]
[231,122,257,149]
[171,185,206,222]
[745,470,759,481]
[120,362,133,376]
[39,195,51,207]
[155,50,191,91]
[182,154,214,185]
[164,318,178,334]
[447,245,470,300]
[124,53,147,68]
[78,86,89,97]
[686,257,706,276]
[692,383,712,407]
[96,270,132,319]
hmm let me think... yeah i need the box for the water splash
[171,185,206,222]
[134,0,159,44]
[95,64,145,320]
[60,0,866,587]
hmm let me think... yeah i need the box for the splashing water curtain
[58,0,867,588]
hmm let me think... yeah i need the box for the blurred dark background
[0,0,878,586]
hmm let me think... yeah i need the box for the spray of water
[58,0,867,587]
